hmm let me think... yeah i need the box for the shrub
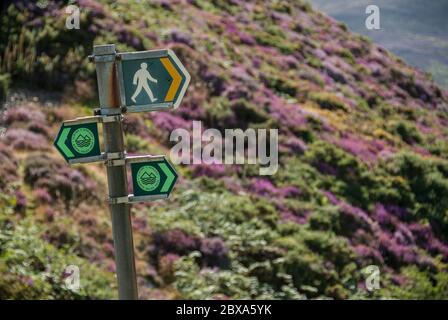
[389,120,423,144]
[151,112,190,133]
[231,99,270,127]
[274,229,357,299]
[0,216,116,299]
[122,115,150,138]
[125,134,150,153]
[248,178,301,198]
[304,140,375,206]
[154,228,201,255]
[192,164,228,178]
[254,30,301,55]
[14,190,27,213]
[33,188,53,204]
[0,73,10,101]
[23,154,98,206]
[0,142,18,189]
[203,96,233,129]
[262,73,298,97]
[200,237,229,268]
[383,265,448,299]
[3,106,46,125]
[4,128,48,150]
[173,252,303,299]
[158,253,180,284]
[308,92,349,111]
[382,152,448,235]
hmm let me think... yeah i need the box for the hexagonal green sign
[130,157,178,197]
[117,49,190,112]
[54,122,101,163]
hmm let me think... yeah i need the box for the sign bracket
[107,195,130,205]
[63,114,123,126]
[107,193,169,205]
[105,158,126,167]
[105,154,162,167]
[67,151,126,165]
[94,107,126,116]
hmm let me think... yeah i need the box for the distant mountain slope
[310,0,448,87]
[0,0,448,299]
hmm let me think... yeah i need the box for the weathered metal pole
[93,44,138,300]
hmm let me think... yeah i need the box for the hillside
[1,0,448,299]
[311,0,448,87]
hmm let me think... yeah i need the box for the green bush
[382,152,448,234]
[388,120,423,144]
[173,252,303,299]
[382,264,448,299]
[309,92,349,111]
[203,96,233,128]
[0,73,10,101]
[263,73,299,97]
[125,134,150,153]
[304,141,375,207]
[254,29,301,55]
[274,228,358,299]
[0,195,116,299]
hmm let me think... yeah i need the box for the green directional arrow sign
[130,156,178,198]
[117,49,190,112]
[54,122,101,163]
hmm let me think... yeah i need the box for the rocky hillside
[0,0,448,299]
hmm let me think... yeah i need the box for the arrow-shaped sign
[54,120,101,163]
[129,155,178,199]
[117,49,190,112]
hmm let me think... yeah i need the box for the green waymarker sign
[54,122,101,163]
[130,157,178,198]
[117,49,190,112]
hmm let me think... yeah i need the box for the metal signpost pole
[93,44,138,300]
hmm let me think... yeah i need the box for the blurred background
[311,0,448,87]
[0,0,447,300]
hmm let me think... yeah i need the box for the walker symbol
[131,62,158,103]
[118,49,190,112]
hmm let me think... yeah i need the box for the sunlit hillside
[0,0,447,299]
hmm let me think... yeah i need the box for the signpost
[54,121,101,163]
[53,44,189,300]
[54,115,123,164]
[117,49,190,113]
[129,155,178,200]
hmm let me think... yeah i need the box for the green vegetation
[0,0,447,300]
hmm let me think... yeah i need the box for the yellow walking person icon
[131,62,158,103]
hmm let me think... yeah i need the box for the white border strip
[167,49,191,109]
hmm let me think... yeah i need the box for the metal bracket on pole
[101,114,123,123]
[63,114,122,126]
[129,194,168,203]
[106,151,126,159]
[94,107,126,116]
[105,158,126,167]
[107,195,130,205]
[104,154,164,167]
[89,54,117,63]
[104,151,126,167]
[68,151,126,165]
[107,194,169,205]
[125,103,172,114]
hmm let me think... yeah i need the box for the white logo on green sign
[71,127,95,154]
[136,166,161,192]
